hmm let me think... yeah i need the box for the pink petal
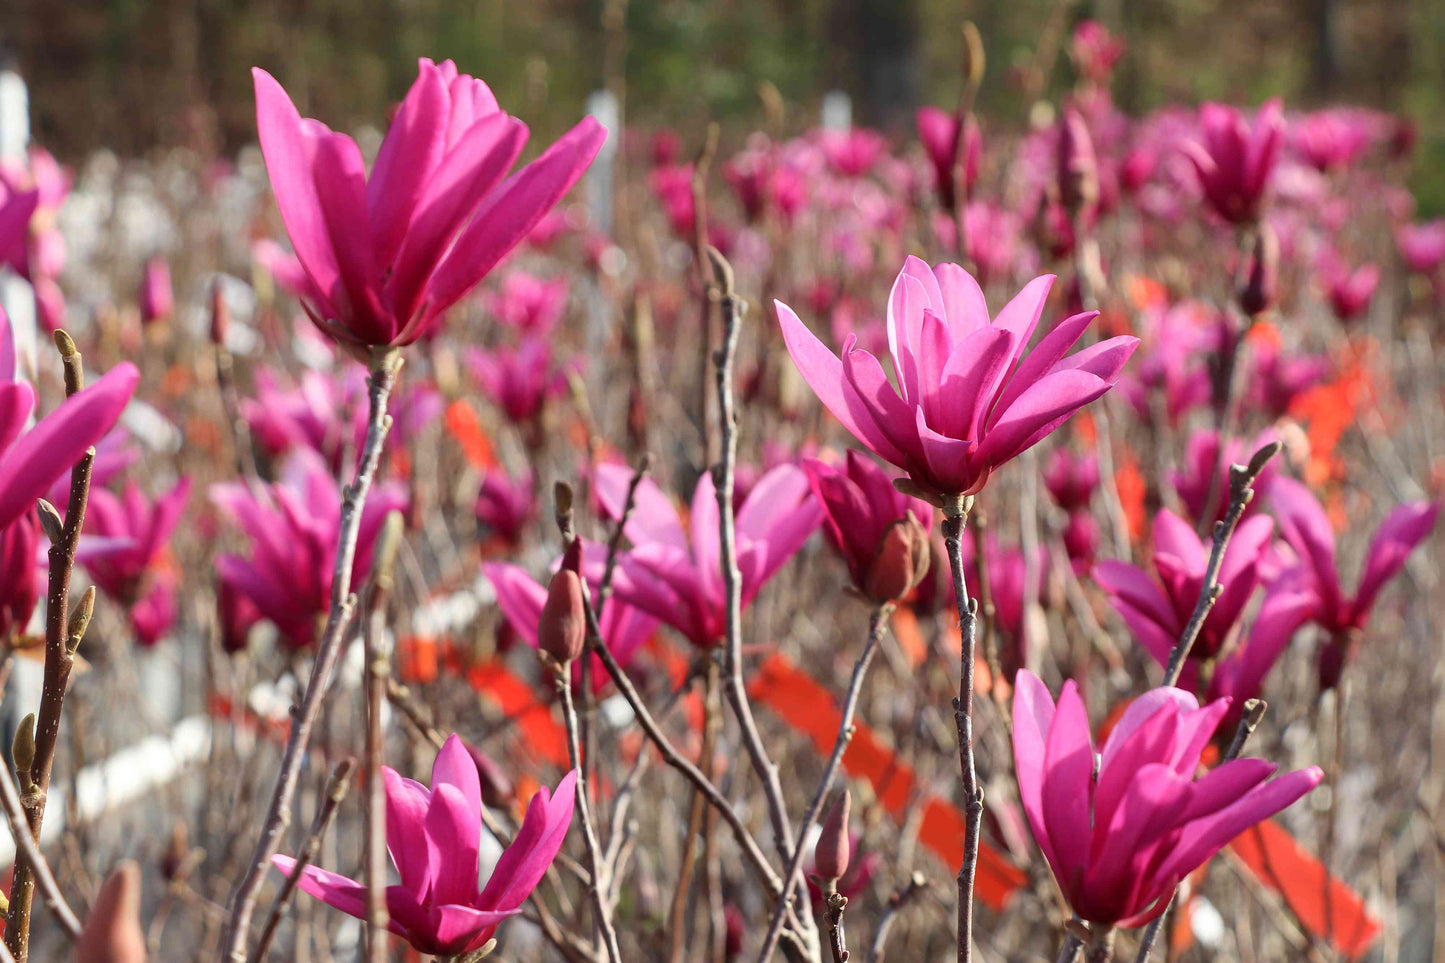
[1011,670,1059,870]
[1040,680,1094,892]
[425,782,482,905]
[935,326,1014,439]
[933,261,989,338]
[477,770,577,913]
[976,369,1110,468]
[990,274,1054,352]
[384,766,435,900]
[272,856,368,920]
[367,60,450,269]
[484,562,546,646]
[1351,501,1438,624]
[989,310,1097,424]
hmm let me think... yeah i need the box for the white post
[821,90,852,131]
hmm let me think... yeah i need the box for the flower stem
[557,672,622,963]
[942,497,983,963]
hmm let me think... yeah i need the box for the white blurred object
[585,90,618,239]
[0,57,28,163]
[120,398,182,452]
[822,90,852,131]
[1189,896,1225,948]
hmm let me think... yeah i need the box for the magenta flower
[1396,220,1445,275]
[1207,580,1318,727]
[464,339,576,428]
[217,577,263,654]
[242,367,367,471]
[130,580,178,648]
[138,258,174,326]
[1167,429,1277,527]
[1182,100,1284,224]
[81,477,191,604]
[484,560,657,690]
[485,271,569,335]
[1291,109,1376,173]
[777,257,1137,499]
[1013,670,1322,928]
[1268,476,1438,689]
[0,513,41,644]
[252,59,605,352]
[818,128,887,178]
[0,190,39,281]
[1116,301,1218,426]
[1070,21,1126,84]
[591,461,821,648]
[649,164,696,238]
[801,451,935,603]
[475,468,535,547]
[1322,261,1379,323]
[1043,449,1100,514]
[274,735,576,955]
[1094,508,1274,665]
[724,139,805,226]
[211,451,407,649]
[1245,342,1331,421]
[916,107,981,212]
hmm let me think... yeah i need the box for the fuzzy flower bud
[539,540,587,667]
[814,788,852,882]
[1058,108,1099,217]
[1237,225,1279,317]
[465,741,516,809]
[864,514,931,604]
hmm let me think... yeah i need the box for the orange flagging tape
[465,662,571,770]
[445,399,498,470]
[747,653,1026,910]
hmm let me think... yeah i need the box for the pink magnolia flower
[211,451,407,649]
[1182,100,1284,224]
[82,477,192,604]
[777,257,1137,499]
[1094,508,1274,665]
[0,148,70,283]
[485,271,569,335]
[818,128,887,178]
[0,512,41,644]
[464,339,576,427]
[1322,260,1379,323]
[485,560,658,690]
[801,451,935,603]
[1268,476,1438,688]
[1043,448,1100,514]
[0,312,140,535]
[591,461,821,648]
[130,580,177,648]
[1167,430,1277,527]
[1291,109,1376,173]
[274,734,576,955]
[138,258,174,325]
[252,59,605,352]
[218,577,263,654]
[475,468,535,547]
[1207,580,1317,726]
[964,534,1048,672]
[242,367,367,471]
[724,138,806,226]
[1246,342,1331,421]
[1396,220,1445,275]
[649,164,696,238]
[1013,670,1322,927]
[916,107,981,213]
[1070,21,1126,84]
[0,189,39,279]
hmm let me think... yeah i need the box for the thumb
[74,861,146,963]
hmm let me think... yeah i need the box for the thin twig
[866,872,929,963]
[251,759,356,962]
[823,888,849,963]
[942,497,983,963]
[363,512,404,963]
[556,672,622,963]
[222,349,403,960]
[757,605,891,961]
[0,754,81,939]
[597,453,653,611]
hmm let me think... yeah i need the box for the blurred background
[5,0,1445,210]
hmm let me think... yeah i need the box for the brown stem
[823,888,849,963]
[363,512,404,963]
[0,754,81,940]
[557,672,622,963]
[251,759,356,962]
[221,349,403,961]
[865,871,929,963]
[942,499,983,963]
[666,669,712,963]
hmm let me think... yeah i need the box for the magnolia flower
[1246,343,1331,421]
[1070,20,1126,84]
[464,339,576,427]
[1116,301,1218,426]
[475,468,535,547]
[82,478,192,605]
[1291,109,1376,173]
[1094,508,1274,666]
[242,367,367,470]
[211,451,407,649]
[916,107,981,213]
[485,271,569,334]
[1268,476,1438,689]
[1167,430,1277,527]
[1207,580,1318,727]
[1013,671,1322,927]
[252,59,605,352]
[818,128,887,178]
[1182,100,1284,224]
[138,258,174,325]
[777,257,1137,500]
[801,451,934,604]
[130,580,178,648]
[0,189,39,278]
[485,560,658,690]
[274,735,576,955]
[1322,260,1379,323]
[591,461,821,648]
[1396,220,1445,275]
[1043,449,1100,514]
[0,513,41,644]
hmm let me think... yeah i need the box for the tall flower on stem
[1181,100,1284,225]
[274,735,576,955]
[252,58,605,353]
[1013,671,1322,931]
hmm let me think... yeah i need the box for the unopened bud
[1237,225,1279,317]
[67,586,96,654]
[962,21,986,89]
[864,514,930,603]
[210,280,230,347]
[815,788,852,881]
[36,499,64,545]
[1058,108,1098,216]
[12,713,35,772]
[465,742,515,809]
[539,544,587,668]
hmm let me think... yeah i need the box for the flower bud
[814,788,852,882]
[465,742,515,809]
[12,713,35,773]
[1057,108,1098,217]
[539,541,586,667]
[139,257,173,325]
[210,279,230,347]
[1237,225,1279,317]
[864,513,930,603]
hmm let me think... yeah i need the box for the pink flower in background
[139,258,174,325]
[1322,260,1380,323]
[242,367,367,470]
[1013,670,1322,927]
[485,271,569,334]
[1168,430,1278,527]
[1182,100,1284,224]
[591,461,821,648]
[802,451,934,603]
[1043,448,1100,514]
[474,468,535,547]
[218,577,263,654]
[1070,21,1126,84]
[1246,342,1331,421]
[964,534,1048,671]
[1291,109,1377,173]
[32,277,66,333]
[130,580,178,648]
[1207,580,1317,726]
[0,512,41,644]
[1268,476,1438,689]
[649,164,695,237]
[252,238,319,304]
[464,339,576,426]
[916,107,981,213]
[274,734,575,955]
[0,312,140,535]
[1094,508,1274,665]
[724,141,806,227]
[46,427,139,513]
[82,477,192,604]
[211,451,407,649]
[0,147,70,283]
[485,560,658,690]
[1396,220,1445,275]
[252,59,605,352]
[778,257,1137,499]
[818,128,887,178]
[0,189,39,278]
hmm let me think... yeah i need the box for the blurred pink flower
[139,258,174,326]
[1246,341,1331,421]
[1070,21,1126,84]
[778,257,1137,499]
[818,128,887,178]
[130,579,178,648]
[485,271,569,334]
[916,107,980,213]
[1322,260,1380,323]
[82,477,192,605]
[591,462,820,648]
[1168,430,1277,527]
[474,468,535,547]
[1013,670,1322,927]
[218,576,263,654]
[1291,109,1377,173]
[242,367,367,471]
[649,164,696,237]
[274,734,575,955]
[1396,219,1445,275]
[1182,100,1284,224]
[464,338,576,427]
[211,450,407,649]
[1094,508,1274,665]
[251,59,605,352]
[1043,448,1100,514]
[0,512,41,644]
[1268,476,1438,688]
